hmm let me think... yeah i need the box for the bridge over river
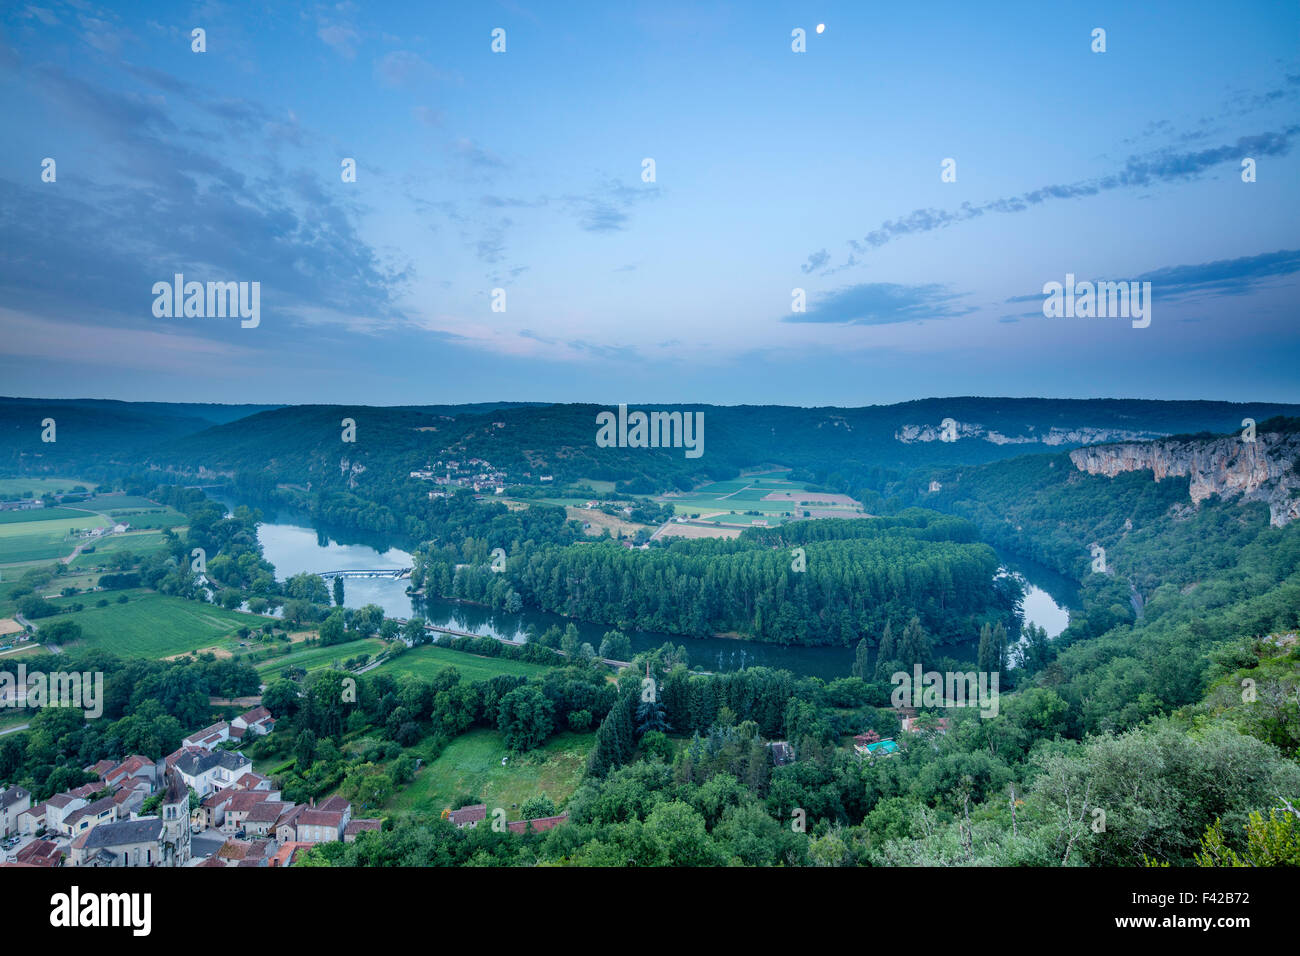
[314,568,411,580]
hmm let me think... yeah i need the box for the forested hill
[4,395,1295,494]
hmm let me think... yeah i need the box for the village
[0,699,588,869]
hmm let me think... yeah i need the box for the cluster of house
[443,803,569,834]
[0,704,382,868]
[0,757,191,869]
[0,498,44,512]
[412,457,510,495]
[77,522,130,539]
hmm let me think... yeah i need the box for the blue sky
[1,0,1298,406]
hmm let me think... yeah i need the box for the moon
[816,23,825,34]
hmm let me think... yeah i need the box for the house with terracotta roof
[31,793,87,836]
[296,809,346,843]
[243,801,291,838]
[231,706,275,739]
[63,796,118,839]
[182,720,231,750]
[105,755,157,792]
[273,805,305,844]
[235,771,273,792]
[343,819,382,842]
[270,841,313,867]
[14,838,62,867]
[444,803,487,828]
[85,759,117,780]
[205,837,272,867]
[218,790,275,834]
[16,802,47,835]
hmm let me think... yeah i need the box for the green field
[0,513,110,563]
[373,644,553,683]
[657,471,865,525]
[47,590,269,658]
[69,531,173,568]
[254,638,386,681]
[385,728,594,819]
[0,478,96,498]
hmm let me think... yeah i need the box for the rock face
[895,422,1164,446]
[1069,432,1300,527]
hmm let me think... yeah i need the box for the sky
[1,0,1298,407]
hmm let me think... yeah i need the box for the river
[235,501,1072,681]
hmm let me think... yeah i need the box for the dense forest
[414,509,1013,646]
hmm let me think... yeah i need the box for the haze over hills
[3,396,1296,492]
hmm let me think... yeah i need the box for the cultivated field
[385,728,594,819]
[655,470,866,527]
[47,590,267,658]
[0,513,110,563]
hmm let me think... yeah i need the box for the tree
[333,576,345,607]
[1193,807,1300,867]
[873,621,896,681]
[497,686,554,752]
[294,730,317,771]
[319,610,347,646]
[402,616,428,646]
[897,616,931,669]
[851,637,871,680]
[520,794,557,820]
[599,630,632,661]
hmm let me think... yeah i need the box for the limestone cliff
[895,422,1164,446]
[1069,431,1300,527]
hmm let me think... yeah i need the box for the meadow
[69,531,173,568]
[384,728,594,819]
[0,478,95,497]
[47,590,267,658]
[0,513,110,563]
[655,470,865,527]
[253,637,387,681]
[372,644,553,683]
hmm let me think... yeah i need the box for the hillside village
[0,698,586,869]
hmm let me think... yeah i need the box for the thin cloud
[784,283,976,326]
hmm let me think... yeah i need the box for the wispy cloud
[806,126,1299,272]
[784,283,976,326]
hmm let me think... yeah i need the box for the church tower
[160,767,191,866]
